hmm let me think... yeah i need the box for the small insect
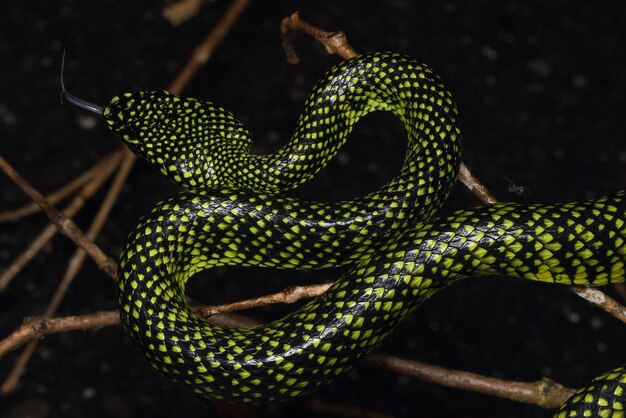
[503,176,531,198]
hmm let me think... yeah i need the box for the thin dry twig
[0,310,261,357]
[167,0,250,95]
[366,354,575,409]
[458,162,498,204]
[281,11,357,64]
[0,299,577,410]
[197,283,332,316]
[0,155,118,278]
[0,149,136,394]
[0,281,329,358]
[0,149,122,223]
[570,287,626,324]
[162,0,204,25]
[305,398,392,418]
[0,149,124,291]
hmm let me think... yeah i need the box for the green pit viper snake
[63,52,626,416]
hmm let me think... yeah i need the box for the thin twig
[0,310,258,357]
[458,162,498,204]
[0,301,577,409]
[0,149,123,291]
[570,287,626,324]
[281,11,357,64]
[167,0,250,95]
[0,311,120,356]
[0,155,118,278]
[0,149,136,394]
[0,149,122,223]
[196,283,332,316]
[366,354,575,409]
[162,0,204,26]
[0,281,327,358]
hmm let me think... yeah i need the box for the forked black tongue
[60,50,104,115]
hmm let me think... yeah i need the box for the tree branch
[281,11,358,63]
[366,354,575,409]
[0,149,123,291]
[0,149,136,394]
[0,154,118,278]
[0,149,123,223]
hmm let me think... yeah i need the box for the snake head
[103,91,252,189]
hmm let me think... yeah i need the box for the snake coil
[64,52,626,415]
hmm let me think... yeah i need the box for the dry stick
[0,298,577,409]
[366,354,574,409]
[0,149,136,395]
[0,150,124,291]
[0,282,322,357]
[0,310,260,357]
[167,0,249,95]
[0,155,118,279]
[458,162,498,204]
[570,287,626,323]
[281,11,357,64]
[0,150,122,223]
[197,283,332,316]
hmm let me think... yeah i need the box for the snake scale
[64,52,626,415]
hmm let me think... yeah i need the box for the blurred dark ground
[1,1,625,417]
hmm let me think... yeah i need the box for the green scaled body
[102,52,626,412]
[555,365,626,417]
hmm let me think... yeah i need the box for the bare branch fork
[0,6,623,413]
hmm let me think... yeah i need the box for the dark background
[1,1,625,417]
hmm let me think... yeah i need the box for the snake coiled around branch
[66,52,626,415]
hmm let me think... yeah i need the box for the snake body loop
[92,53,625,413]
